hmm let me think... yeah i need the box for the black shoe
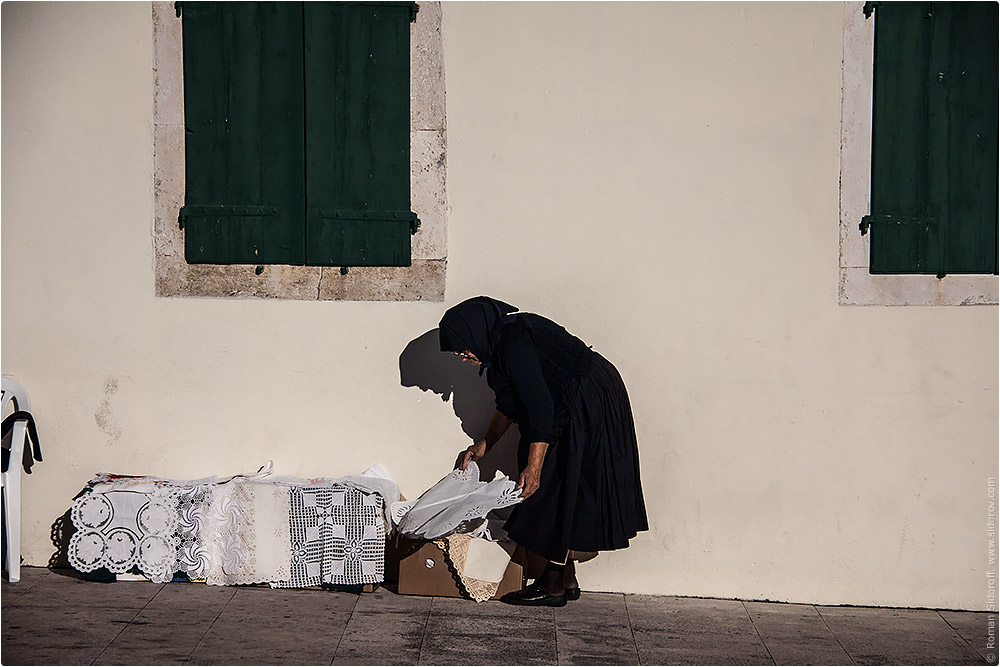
[500,583,568,607]
[566,586,581,601]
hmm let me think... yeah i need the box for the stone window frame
[838,1,997,307]
[152,1,447,301]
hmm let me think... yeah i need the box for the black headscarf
[439,296,519,372]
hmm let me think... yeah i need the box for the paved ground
[1,567,997,666]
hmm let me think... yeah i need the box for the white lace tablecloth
[68,467,387,587]
[272,484,385,588]
[68,488,179,582]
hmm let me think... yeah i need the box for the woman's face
[454,350,482,366]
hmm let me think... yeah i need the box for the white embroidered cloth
[201,480,292,586]
[68,489,179,583]
[394,462,522,539]
[463,536,513,583]
[67,463,390,588]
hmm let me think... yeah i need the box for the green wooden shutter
[864,2,998,275]
[303,2,418,267]
[180,2,306,265]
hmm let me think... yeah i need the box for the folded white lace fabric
[67,463,391,587]
[394,462,522,540]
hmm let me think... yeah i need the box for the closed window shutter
[180,2,306,265]
[865,2,998,275]
[304,2,418,267]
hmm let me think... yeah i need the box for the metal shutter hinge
[866,2,933,19]
[860,215,936,236]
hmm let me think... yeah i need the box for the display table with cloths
[67,464,391,587]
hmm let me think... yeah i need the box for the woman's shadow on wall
[399,329,520,481]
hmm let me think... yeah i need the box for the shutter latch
[411,216,421,235]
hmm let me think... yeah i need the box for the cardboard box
[397,539,525,599]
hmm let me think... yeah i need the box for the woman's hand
[517,463,542,499]
[517,441,549,499]
[459,440,487,471]
[455,412,512,470]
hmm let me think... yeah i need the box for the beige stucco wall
[2,2,996,610]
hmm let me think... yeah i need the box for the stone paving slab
[94,583,237,665]
[1,603,143,666]
[626,594,774,665]
[939,610,1000,665]
[554,592,638,666]
[332,588,432,666]
[185,587,357,665]
[817,606,984,666]
[418,596,557,665]
[743,600,852,665]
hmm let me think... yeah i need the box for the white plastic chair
[2,378,32,583]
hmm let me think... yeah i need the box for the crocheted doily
[433,534,502,603]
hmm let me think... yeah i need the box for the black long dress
[487,313,648,563]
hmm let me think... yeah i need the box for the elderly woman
[438,296,647,606]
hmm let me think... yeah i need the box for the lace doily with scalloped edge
[68,488,179,583]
